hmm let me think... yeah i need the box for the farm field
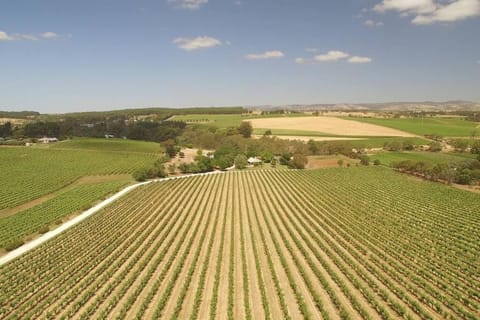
[0,146,158,210]
[170,113,308,128]
[371,151,477,166]
[249,116,416,137]
[51,138,162,154]
[0,179,129,251]
[1,168,478,319]
[348,117,479,137]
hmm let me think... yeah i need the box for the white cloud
[373,0,480,24]
[412,0,480,24]
[374,0,437,14]
[348,56,373,63]
[167,0,208,9]
[245,50,285,60]
[0,30,62,41]
[0,31,13,41]
[297,50,373,65]
[314,50,350,62]
[41,32,58,39]
[364,19,384,27]
[173,36,221,51]
[295,57,306,64]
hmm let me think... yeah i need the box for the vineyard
[0,147,157,210]
[0,180,129,250]
[0,168,479,319]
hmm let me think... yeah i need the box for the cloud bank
[245,51,285,60]
[167,0,208,10]
[296,50,372,64]
[0,31,59,41]
[373,0,480,25]
[173,36,221,51]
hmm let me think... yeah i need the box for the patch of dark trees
[392,157,480,185]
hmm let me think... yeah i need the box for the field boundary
[0,171,224,267]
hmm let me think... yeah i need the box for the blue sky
[1,0,479,113]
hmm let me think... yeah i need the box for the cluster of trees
[7,120,186,143]
[392,158,480,185]
[132,159,168,182]
[178,154,215,174]
[448,139,480,153]
[0,122,13,138]
[383,139,415,151]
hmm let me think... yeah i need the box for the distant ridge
[248,101,480,112]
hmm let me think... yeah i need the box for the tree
[450,139,469,152]
[161,139,177,158]
[238,121,253,138]
[264,129,272,136]
[288,154,308,169]
[133,168,148,182]
[373,159,381,166]
[234,154,248,169]
[428,142,442,152]
[359,155,370,166]
[337,159,344,167]
[471,141,480,155]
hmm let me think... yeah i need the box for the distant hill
[249,101,480,112]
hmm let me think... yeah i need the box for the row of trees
[392,157,480,185]
[3,120,187,143]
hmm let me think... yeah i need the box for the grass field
[348,117,479,137]
[170,113,308,128]
[371,151,476,166]
[1,168,478,319]
[0,144,158,210]
[52,138,162,154]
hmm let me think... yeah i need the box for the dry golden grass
[249,116,415,137]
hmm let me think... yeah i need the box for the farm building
[247,157,262,165]
[38,137,58,144]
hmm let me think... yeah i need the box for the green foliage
[449,139,469,152]
[238,121,253,138]
[373,159,381,166]
[288,154,308,169]
[428,142,442,152]
[234,154,248,169]
[471,141,480,154]
[161,139,177,158]
[359,155,370,166]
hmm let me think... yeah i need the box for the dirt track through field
[249,116,416,136]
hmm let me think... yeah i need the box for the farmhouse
[247,157,262,165]
[38,137,58,144]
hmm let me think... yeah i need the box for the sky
[1,0,479,113]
